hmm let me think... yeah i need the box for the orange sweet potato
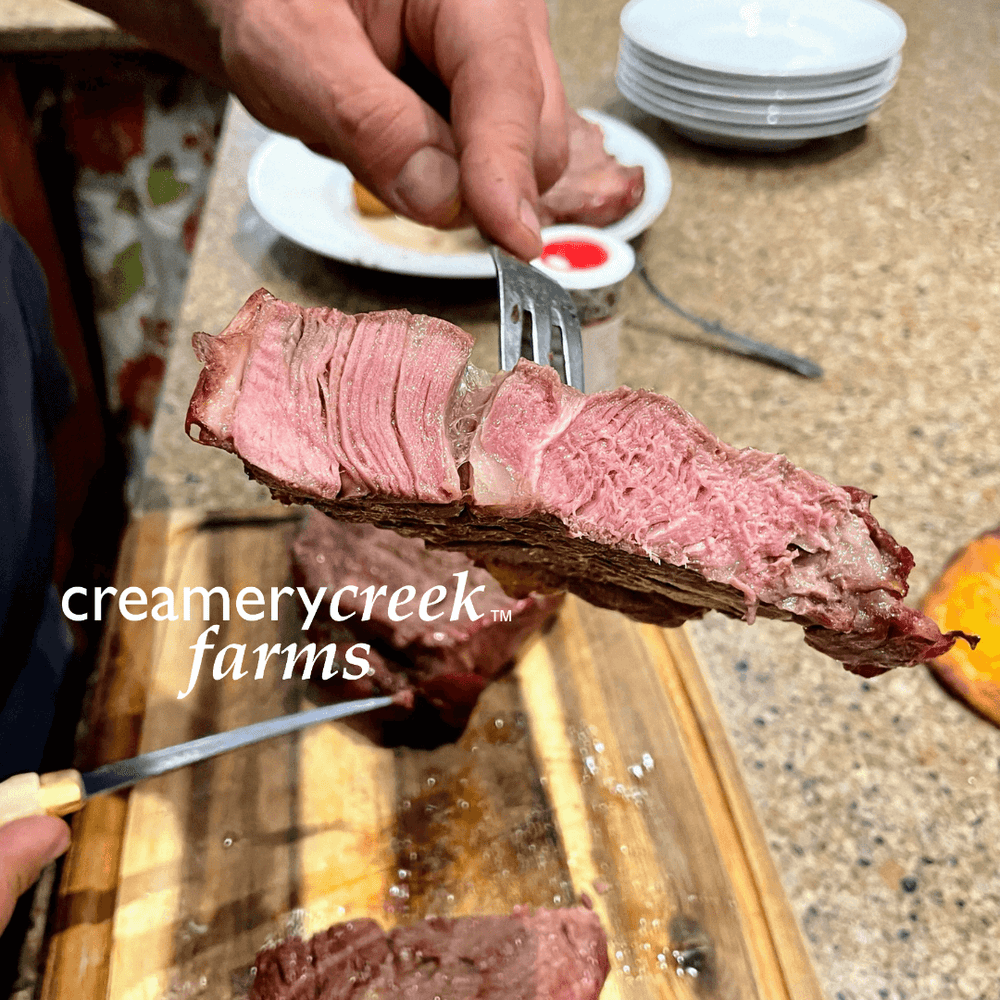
[922,527,1000,726]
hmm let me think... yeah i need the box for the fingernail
[392,147,461,217]
[519,198,541,244]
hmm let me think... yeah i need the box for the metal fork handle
[637,264,823,380]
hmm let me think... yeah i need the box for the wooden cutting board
[41,507,822,1000]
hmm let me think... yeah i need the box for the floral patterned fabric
[67,65,226,482]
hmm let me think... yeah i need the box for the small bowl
[620,0,907,78]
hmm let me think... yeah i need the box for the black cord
[636,264,823,379]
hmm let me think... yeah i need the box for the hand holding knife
[0,695,400,825]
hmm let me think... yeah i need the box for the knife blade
[0,694,401,826]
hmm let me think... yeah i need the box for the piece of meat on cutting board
[248,907,609,1000]
[185,290,976,677]
[290,511,561,748]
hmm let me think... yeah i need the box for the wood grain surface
[41,508,822,1000]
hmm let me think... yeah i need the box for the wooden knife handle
[0,770,85,826]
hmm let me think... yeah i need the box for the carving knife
[0,694,401,826]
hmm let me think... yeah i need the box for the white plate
[618,73,874,148]
[620,36,902,101]
[620,32,895,87]
[620,0,906,78]
[246,110,671,279]
[617,59,891,125]
[618,52,898,118]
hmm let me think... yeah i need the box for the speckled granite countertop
[0,0,139,50]
[139,0,1000,996]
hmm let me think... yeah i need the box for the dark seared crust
[252,459,756,621]
[248,460,955,676]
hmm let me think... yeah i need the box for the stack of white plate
[616,0,906,150]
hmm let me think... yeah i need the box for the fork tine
[531,295,553,373]
[491,245,584,391]
[492,247,522,372]
[553,304,584,391]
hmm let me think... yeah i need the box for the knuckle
[333,91,421,176]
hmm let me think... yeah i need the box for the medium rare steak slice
[291,511,561,747]
[248,907,609,1000]
[537,112,645,228]
[187,291,976,677]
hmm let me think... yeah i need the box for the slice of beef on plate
[248,907,609,1000]
[537,111,645,227]
[290,512,561,748]
[186,291,976,679]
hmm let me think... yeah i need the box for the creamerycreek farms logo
[62,573,492,699]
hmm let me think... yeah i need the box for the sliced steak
[291,511,561,747]
[537,112,645,228]
[187,291,975,677]
[248,907,609,1000]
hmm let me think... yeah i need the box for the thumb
[220,1,463,227]
[306,55,464,227]
[0,816,71,931]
